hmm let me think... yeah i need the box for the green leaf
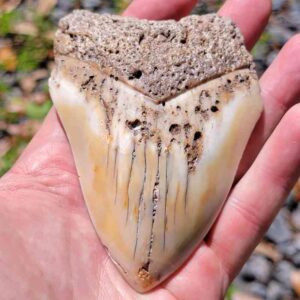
[0,10,21,36]
[33,14,55,34]
[17,36,52,71]
[26,100,52,120]
[0,81,9,93]
[0,107,20,123]
[225,285,236,300]
[0,138,28,177]
[112,0,131,13]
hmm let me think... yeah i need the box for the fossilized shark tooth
[49,10,263,292]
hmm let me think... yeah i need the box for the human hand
[0,0,299,299]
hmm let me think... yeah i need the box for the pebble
[240,255,273,284]
[81,0,103,9]
[272,261,295,288]
[57,0,76,10]
[266,280,294,300]
[265,211,292,244]
[277,240,298,259]
[272,0,287,12]
[246,282,267,299]
[266,50,279,66]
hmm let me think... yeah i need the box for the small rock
[57,0,75,10]
[266,51,279,66]
[267,280,294,300]
[247,282,267,299]
[265,211,292,244]
[291,252,300,268]
[272,0,287,11]
[273,261,295,288]
[240,255,273,284]
[278,241,298,259]
[81,0,103,9]
[50,8,68,23]
[267,25,292,48]
[255,242,282,263]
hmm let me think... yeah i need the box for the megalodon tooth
[49,10,263,292]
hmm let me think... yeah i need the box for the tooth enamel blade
[49,11,263,292]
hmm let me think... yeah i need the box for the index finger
[123,0,197,20]
[124,0,271,50]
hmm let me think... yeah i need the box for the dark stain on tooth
[194,131,202,141]
[211,105,219,112]
[169,124,181,135]
[126,119,142,130]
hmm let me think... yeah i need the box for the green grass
[225,285,236,300]
[26,100,52,120]
[0,138,28,176]
[0,10,21,36]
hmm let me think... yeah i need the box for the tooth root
[50,11,263,292]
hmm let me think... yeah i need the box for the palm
[1,1,300,299]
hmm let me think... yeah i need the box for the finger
[238,34,300,177]
[219,0,272,49]
[206,104,300,282]
[123,0,197,20]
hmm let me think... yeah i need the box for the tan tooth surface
[49,58,262,292]
[49,11,263,292]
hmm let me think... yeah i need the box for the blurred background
[0,0,299,299]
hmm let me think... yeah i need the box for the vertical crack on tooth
[126,143,136,224]
[173,183,180,225]
[146,141,161,272]
[114,146,119,204]
[134,141,147,259]
[163,151,170,251]
[184,175,189,212]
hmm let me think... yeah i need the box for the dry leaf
[0,0,21,12]
[36,0,57,15]
[232,291,263,300]
[0,137,11,157]
[254,242,282,262]
[20,75,36,94]
[32,69,49,81]
[7,120,40,137]
[6,98,27,114]
[32,92,48,104]
[0,46,17,72]
[12,21,38,36]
